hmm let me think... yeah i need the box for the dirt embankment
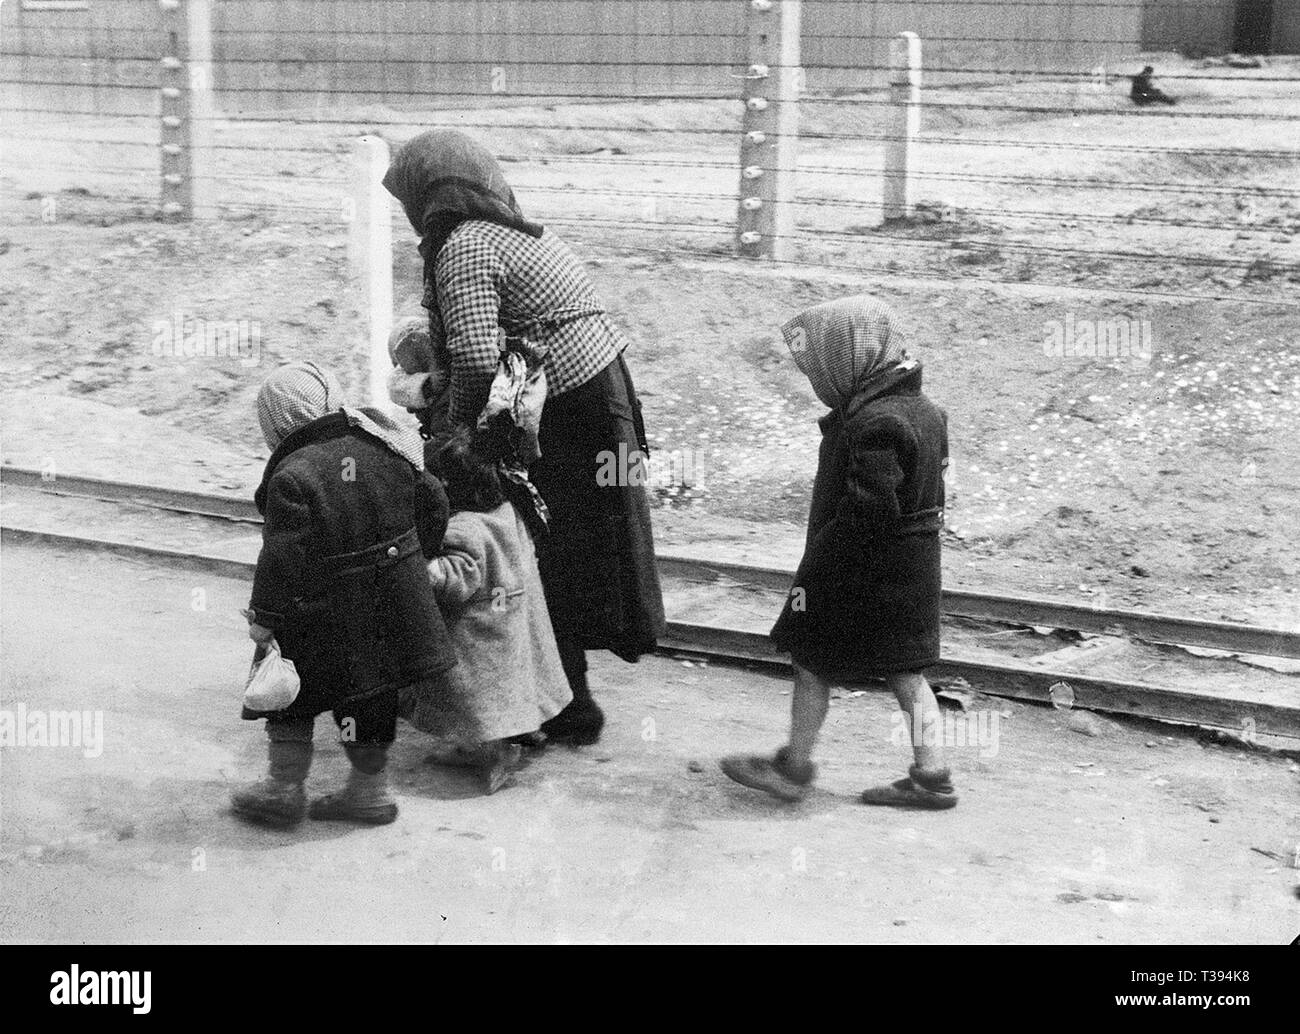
[2,67,1298,626]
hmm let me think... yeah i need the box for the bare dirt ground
[1,542,1296,944]
[2,63,1299,633]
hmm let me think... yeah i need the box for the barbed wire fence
[3,0,1299,367]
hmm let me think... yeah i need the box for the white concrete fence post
[186,0,217,221]
[157,0,190,219]
[157,0,214,221]
[882,31,921,222]
[348,136,394,410]
[735,0,801,261]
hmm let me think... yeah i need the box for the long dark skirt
[530,355,665,663]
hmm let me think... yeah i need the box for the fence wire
[2,0,1297,306]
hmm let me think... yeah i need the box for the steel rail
[3,521,1294,741]
[5,464,1299,660]
[659,621,1300,741]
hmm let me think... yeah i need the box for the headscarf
[381,130,544,270]
[255,361,426,469]
[781,296,911,411]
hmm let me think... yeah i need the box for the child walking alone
[233,361,457,828]
[720,296,957,809]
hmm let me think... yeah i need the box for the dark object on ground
[1131,66,1176,106]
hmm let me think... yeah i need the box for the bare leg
[784,663,832,769]
[859,671,957,808]
[886,670,945,773]
[719,662,825,801]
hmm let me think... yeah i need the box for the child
[402,427,572,793]
[387,312,454,447]
[720,296,957,809]
[233,361,457,828]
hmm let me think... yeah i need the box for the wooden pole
[882,31,921,222]
[735,0,800,261]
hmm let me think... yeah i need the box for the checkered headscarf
[257,361,341,450]
[256,361,426,469]
[781,296,909,410]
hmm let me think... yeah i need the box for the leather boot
[541,672,605,746]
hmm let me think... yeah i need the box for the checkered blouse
[426,220,629,427]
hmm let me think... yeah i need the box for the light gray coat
[402,502,571,743]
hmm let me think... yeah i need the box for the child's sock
[268,737,314,784]
[231,727,313,827]
[343,743,393,800]
[308,744,398,825]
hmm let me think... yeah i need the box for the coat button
[386,546,398,558]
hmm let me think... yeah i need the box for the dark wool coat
[771,364,947,681]
[244,413,457,720]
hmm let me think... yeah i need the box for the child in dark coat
[233,361,457,828]
[720,297,957,809]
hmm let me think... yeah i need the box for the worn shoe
[231,736,311,828]
[424,741,489,768]
[231,778,307,828]
[480,741,524,795]
[860,765,958,810]
[308,790,398,825]
[719,747,816,802]
[541,696,605,746]
[309,744,398,825]
[507,730,548,752]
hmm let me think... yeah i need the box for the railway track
[3,464,1298,742]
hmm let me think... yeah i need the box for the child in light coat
[401,428,572,793]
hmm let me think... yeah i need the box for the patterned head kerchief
[256,361,427,469]
[256,361,342,450]
[781,296,909,410]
